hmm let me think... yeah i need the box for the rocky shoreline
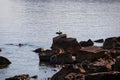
[34,34,120,80]
[1,34,120,80]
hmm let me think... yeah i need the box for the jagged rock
[6,74,30,80]
[0,56,11,68]
[50,53,74,64]
[75,46,106,63]
[85,71,120,80]
[79,39,94,47]
[94,39,104,43]
[51,34,81,52]
[103,37,120,49]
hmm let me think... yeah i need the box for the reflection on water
[0,0,120,80]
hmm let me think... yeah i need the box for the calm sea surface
[0,0,120,80]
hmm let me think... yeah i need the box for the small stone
[0,48,1,52]
[31,75,38,79]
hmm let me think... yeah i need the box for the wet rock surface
[0,56,11,68]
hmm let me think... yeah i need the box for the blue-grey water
[0,0,120,80]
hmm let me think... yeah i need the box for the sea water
[0,0,120,80]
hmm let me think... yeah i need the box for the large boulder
[79,39,94,47]
[51,34,81,52]
[50,53,74,64]
[6,74,30,80]
[103,37,120,49]
[0,56,11,68]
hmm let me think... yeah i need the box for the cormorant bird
[56,31,62,35]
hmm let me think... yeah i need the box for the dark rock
[31,75,38,79]
[50,53,74,64]
[6,74,30,80]
[39,49,56,62]
[79,39,94,47]
[33,48,44,53]
[18,43,24,47]
[53,34,67,41]
[86,71,120,80]
[113,56,120,71]
[75,46,106,63]
[52,69,57,72]
[51,34,81,52]
[109,49,120,58]
[117,37,120,42]
[0,56,11,68]
[0,48,1,52]
[51,65,80,80]
[103,37,120,49]
[89,58,115,73]
[94,39,104,43]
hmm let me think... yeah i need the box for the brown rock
[103,37,120,49]
[113,57,120,71]
[50,53,74,64]
[89,58,115,72]
[33,48,44,53]
[0,56,11,68]
[51,34,81,52]
[51,65,80,80]
[109,49,120,58]
[38,49,55,62]
[76,46,106,63]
